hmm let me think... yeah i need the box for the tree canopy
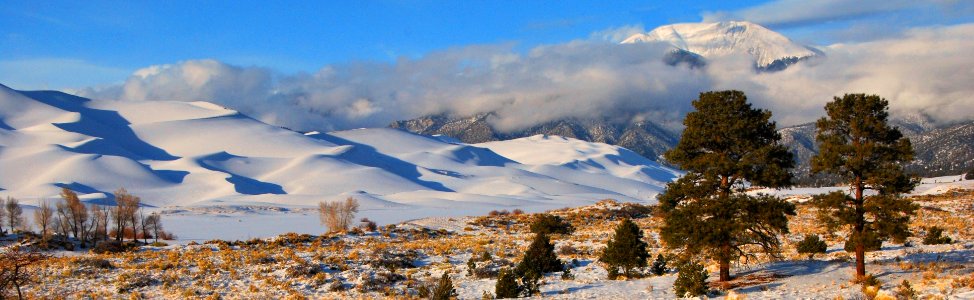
[599,218,649,278]
[811,93,918,278]
[659,90,795,282]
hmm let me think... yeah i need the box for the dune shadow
[21,90,179,161]
[445,144,517,167]
[0,119,13,131]
[53,145,189,184]
[604,153,680,183]
[54,182,102,194]
[308,133,456,192]
[197,152,286,195]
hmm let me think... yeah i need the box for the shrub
[529,214,574,235]
[358,271,405,292]
[319,197,359,233]
[92,240,134,254]
[606,267,620,280]
[467,257,477,276]
[894,280,918,300]
[494,268,521,299]
[857,274,882,299]
[515,233,562,277]
[0,247,48,298]
[561,267,574,280]
[328,279,346,292]
[558,244,577,255]
[615,203,653,219]
[115,271,156,293]
[369,249,419,270]
[797,234,829,259]
[673,261,708,297]
[286,261,322,278]
[478,251,492,262]
[430,273,456,300]
[471,264,500,279]
[74,257,114,269]
[600,218,649,278]
[520,271,541,296]
[488,210,510,217]
[922,226,953,245]
[360,218,378,232]
[650,254,668,276]
[855,273,881,289]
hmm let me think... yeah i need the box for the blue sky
[0,1,742,88]
[5,0,971,90]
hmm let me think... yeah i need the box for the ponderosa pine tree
[599,218,649,278]
[659,90,796,282]
[811,93,918,278]
[516,233,562,277]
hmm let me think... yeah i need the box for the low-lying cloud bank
[77,24,974,132]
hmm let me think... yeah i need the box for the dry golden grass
[11,191,973,298]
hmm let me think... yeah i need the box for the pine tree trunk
[855,240,866,278]
[719,258,731,282]
[854,176,866,278]
[719,175,732,282]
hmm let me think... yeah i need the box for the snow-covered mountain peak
[622,21,820,68]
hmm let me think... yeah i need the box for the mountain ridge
[389,113,680,163]
[392,111,974,185]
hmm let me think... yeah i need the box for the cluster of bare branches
[319,197,360,233]
[32,188,171,247]
[0,246,48,300]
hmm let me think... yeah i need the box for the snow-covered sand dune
[0,84,681,240]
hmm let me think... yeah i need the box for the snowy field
[8,194,974,299]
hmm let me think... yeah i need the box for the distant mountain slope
[389,114,680,163]
[908,121,974,176]
[0,84,679,214]
[622,21,822,71]
[779,118,974,184]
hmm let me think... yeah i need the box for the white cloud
[703,0,925,28]
[589,24,646,42]
[78,24,974,132]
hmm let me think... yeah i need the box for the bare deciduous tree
[145,213,163,243]
[111,188,140,241]
[90,204,110,242]
[0,198,6,234]
[3,197,25,233]
[57,188,89,245]
[0,246,48,300]
[319,197,359,233]
[33,201,54,238]
[139,209,149,244]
